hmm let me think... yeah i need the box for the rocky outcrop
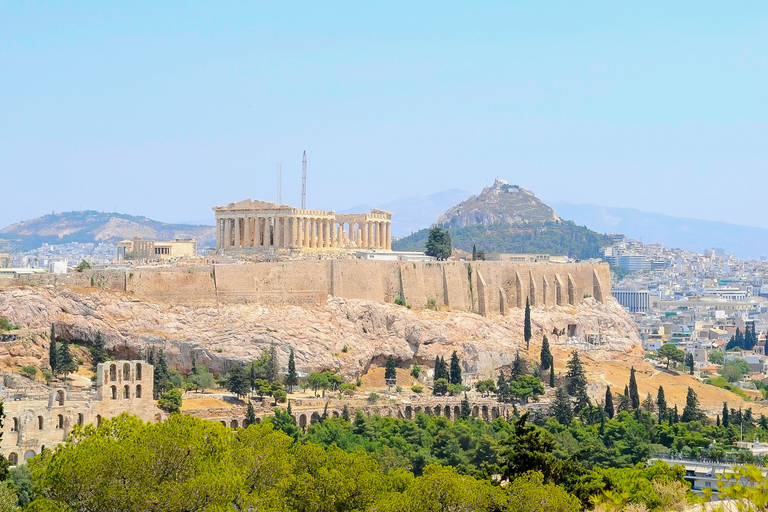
[0,285,642,380]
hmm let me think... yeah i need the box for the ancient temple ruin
[212,199,392,252]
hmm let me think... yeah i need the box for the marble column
[308,218,315,248]
[215,218,221,249]
[332,223,337,248]
[367,222,374,249]
[362,223,368,249]
[317,220,324,248]
[224,218,230,248]
[385,222,391,250]
[324,220,331,248]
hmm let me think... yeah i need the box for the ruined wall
[126,267,216,306]
[16,270,126,291]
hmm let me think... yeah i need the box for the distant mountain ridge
[393,180,609,259]
[1,210,215,251]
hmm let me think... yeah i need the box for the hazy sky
[2,2,767,229]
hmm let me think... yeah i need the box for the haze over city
[2,2,767,230]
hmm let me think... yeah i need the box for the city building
[612,289,651,312]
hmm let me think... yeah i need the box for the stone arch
[57,389,65,406]
[472,405,480,418]
[8,453,18,466]
[230,419,238,429]
[11,417,18,432]
[110,385,117,400]
[404,406,412,419]
[310,412,321,425]
[57,414,64,429]
[78,413,84,426]
[38,416,44,430]
[109,364,117,382]
[136,384,142,398]
[136,363,143,380]
[424,406,432,415]
[444,405,451,419]
[123,363,131,381]
[254,417,261,424]
[433,406,441,416]
[481,405,489,420]
[220,421,226,426]
[491,407,500,420]
[332,411,340,418]
[299,414,307,428]
[23,450,35,462]
[414,406,422,415]
[123,385,130,399]
[454,406,460,419]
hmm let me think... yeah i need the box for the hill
[550,201,768,260]
[393,180,609,259]
[0,210,215,250]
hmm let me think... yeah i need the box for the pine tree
[460,392,471,419]
[385,355,397,390]
[656,386,667,421]
[286,348,298,393]
[153,349,170,399]
[540,335,553,371]
[90,331,108,366]
[511,352,525,380]
[672,404,679,424]
[722,402,730,427]
[628,367,640,410]
[59,341,77,379]
[604,387,614,419]
[449,351,462,385]
[681,387,704,422]
[524,297,532,350]
[549,363,555,388]
[552,387,573,425]
[190,352,197,375]
[49,324,60,375]
[342,404,350,422]
[642,392,655,413]
[266,345,280,384]
[565,350,587,398]
[245,400,256,427]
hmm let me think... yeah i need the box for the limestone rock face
[435,179,561,229]
[0,286,642,380]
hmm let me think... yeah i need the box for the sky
[1,2,767,229]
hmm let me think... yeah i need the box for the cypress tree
[266,345,280,384]
[245,400,256,427]
[385,355,397,389]
[437,356,448,381]
[449,351,462,385]
[49,324,60,375]
[59,341,76,379]
[540,335,553,371]
[286,348,298,393]
[681,387,704,422]
[511,351,525,380]
[624,384,629,397]
[549,363,555,388]
[565,350,587,397]
[472,243,477,261]
[552,387,573,425]
[716,414,721,427]
[249,361,257,396]
[656,386,667,422]
[524,297,532,350]
[673,404,679,424]
[433,356,442,380]
[153,349,170,398]
[685,353,694,375]
[497,371,509,402]
[604,386,614,419]
[190,352,197,375]
[90,331,108,366]
[460,392,471,419]
[147,347,155,366]
[628,367,640,410]
[342,404,350,422]
[722,402,730,427]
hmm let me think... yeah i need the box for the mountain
[549,201,768,260]
[393,180,609,259]
[1,211,216,251]
[341,189,470,238]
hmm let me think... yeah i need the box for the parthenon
[212,199,392,251]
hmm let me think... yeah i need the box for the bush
[426,298,439,311]
[342,345,349,353]
[394,297,406,306]
[395,385,403,393]
[21,366,37,380]
[367,392,379,403]
[411,384,423,394]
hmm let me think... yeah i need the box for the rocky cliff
[0,285,642,380]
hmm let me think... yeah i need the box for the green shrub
[21,366,37,380]
[367,392,379,403]
[411,384,423,394]
[394,297,406,306]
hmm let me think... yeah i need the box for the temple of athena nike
[213,199,392,252]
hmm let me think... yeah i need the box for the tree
[449,351,462,385]
[685,352,695,375]
[188,366,215,393]
[720,359,752,383]
[681,387,705,422]
[158,388,183,413]
[628,367,640,410]
[272,389,287,405]
[460,393,471,419]
[245,400,256,427]
[225,364,251,399]
[306,372,327,397]
[384,355,397,390]
[549,363,556,388]
[657,344,685,369]
[565,350,587,398]
[552,387,573,425]
[656,386,667,421]
[266,345,280,384]
[286,348,298,393]
[604,387,614,419]
[59,341,78,379]
[722,402,730,427]
[540,335,553,370]
[425,227,452,260]
[497,371,509,402]
[433,378,449,396]
[511,351,526,380]
[153,349,171,398]
[704,464,768,509]
[524,297,532,350]
[410,362,421,379]
[472,243,477,261]
[90,331,108,366]
[49,324,60,376]
[708,349,725,365]
[641,392,655,413]
[509,375,544,404]
[475,379,497,397]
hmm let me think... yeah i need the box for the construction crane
[301,150,307,210]
[277,161,282,205]
[0,239,21,253]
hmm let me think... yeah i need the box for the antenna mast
[301,151,307,209]
[277,161,282,205]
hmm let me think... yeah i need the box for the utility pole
[277,161,282,205]
[301,151,307,210]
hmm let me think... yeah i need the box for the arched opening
[404,406,412,419]
[109,364,117,381]
[78,413,84,426]
[444,405,451,419]
[110,385,117,400]
[96,415,102,426]
[154,414,162,423]
[123,363,131,381]
[136,384,142,398]
[230,419,238,429]
[310,412,321,425]
[220,421,226,426]
[482,405,489,420]
[38,416,44,430]
[454,406,460,419]
[136,363,142,380]
[8,453,18,466]
[23,450,35,462]
[255,417,261,424]
[491,407,500,420]
[424,406,432,415]
[57,414,64,429]
[332,411,339,418]
[123,385,130,399]
[472,405,480,418]
[299,414,307,428]
[433,406,441,417]
[57,390,65,406]
[11,418,18,432]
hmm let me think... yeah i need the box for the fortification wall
[15,270,126,291]
[126,267,216,306]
